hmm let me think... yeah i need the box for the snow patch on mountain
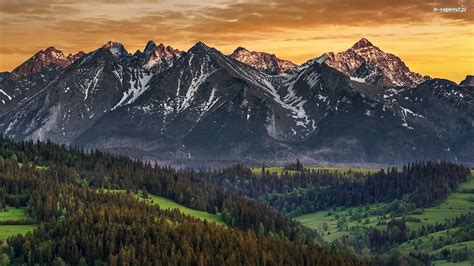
[113,69,152,109]
[201,86,219,113]
[350,76,366,83]
[304,71,321,87]
[0,90,12,101]
[178,55,217,111]
[84,67,103,100]
[112,65,123,85]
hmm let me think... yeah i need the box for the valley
[0,138,473,264]
[0,138,351,265]
[296,172,474,237]
[206,162,474,264]
[0,32,472,266]
[295,172,474,264]
[1,0,472,264]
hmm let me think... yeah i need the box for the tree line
[206,162,470,216]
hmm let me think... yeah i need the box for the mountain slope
[8,47,84,80]
[73,42,306,160]
[324,38,425,88]
[230,47,297,75]
[0,47,85,106]
[0,39,472,164]
[0,41,179,144]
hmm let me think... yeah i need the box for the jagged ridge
[324,38,425,88]
[0,39,472,164]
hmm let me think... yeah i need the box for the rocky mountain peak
[0,38,473,164]
[234,46,248,53]
[143,40,157,57]
[102,41,128,58]
[351,38,375,49]
[8,47,84,80]
[189,41,214,54]
[43,47,66,59]
[460,75,474,87]
[154,43,182,57]
[229,47,297,75]
[66,51,86,63]
[325,39,424,87]
[142,41,183,70]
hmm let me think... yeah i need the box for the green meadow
[0,225,36,240]
[0,207,36,240]
[140,194,225,226]
[294,174,474,263]
[295,174,474,241]
[0,207,29,222]
[101,189,225,226]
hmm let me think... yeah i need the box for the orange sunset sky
[0,0,472,82]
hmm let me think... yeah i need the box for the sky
[0,0,472,82]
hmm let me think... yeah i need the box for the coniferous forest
[206,163,470,216]
[1,1,473,263]
[0,137,472,265]
[0,137,363,265]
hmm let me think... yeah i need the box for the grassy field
[295,175,474,242]
[295,203,390,242]
[0,207,36,240]
[406,177,474,230]
[294,173,474,263]
[250,166,379,176]
[0,225,36,240]
[399,228,474,253]
[0,207,29,222]
[433,240,474,253]
[433,260,472,266]
[140,194,225,226]
[101,189,225,226]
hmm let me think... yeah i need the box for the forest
[0,137,472,265]
[0,137,362,265]
[206,163,470,216]
[202,162,474,264]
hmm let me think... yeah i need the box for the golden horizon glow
[0,0,473,82]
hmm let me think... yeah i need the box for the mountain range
[0,38,472,164]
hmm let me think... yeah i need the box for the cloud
[0,0,79,18]
[178,0,473,35]
[0,0,472,81]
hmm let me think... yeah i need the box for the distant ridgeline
[0,137,366,265]
[206,163,471,217]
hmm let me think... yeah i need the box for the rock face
[229,47,297,75]
[460,75,474,87]
[139,41,183,71]
[8,47,85,80]
[324,38,425,88]
[0,39,473,164]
